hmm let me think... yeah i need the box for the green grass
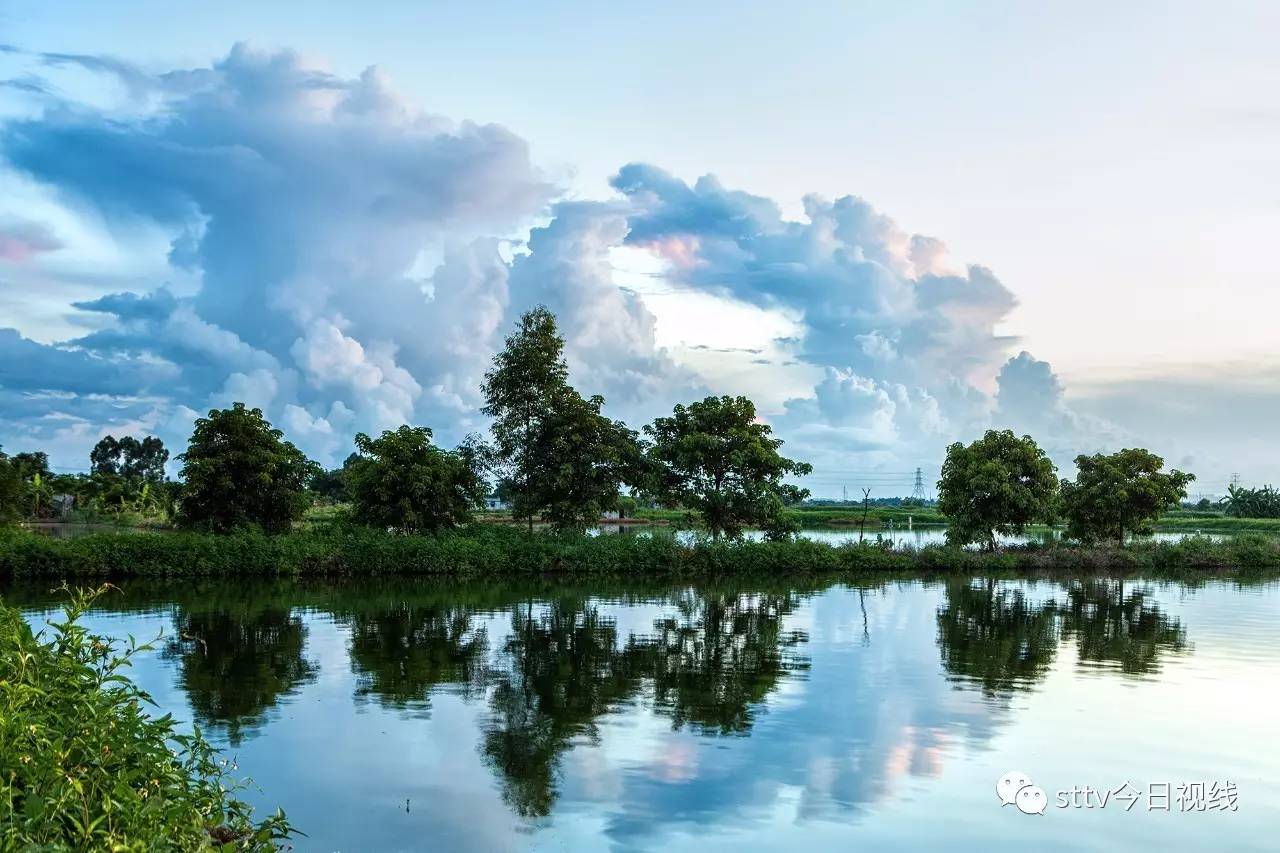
[3,525,1279,580]
[0,585,294,850]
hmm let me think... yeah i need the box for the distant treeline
[1,308,1204,549]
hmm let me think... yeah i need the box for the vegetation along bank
[3,526,1280,581]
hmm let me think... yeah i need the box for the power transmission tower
[842,484,848,504]
[1230,473,1241,489]
[911,467,926,502]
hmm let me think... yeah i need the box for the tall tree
[1059,449,1193,546]
[936,430,1058,550]
[482,307,570,530]
[176,403,318,533]
[345,425,486,534]
[482,307,638,531]
[644,395,812,539]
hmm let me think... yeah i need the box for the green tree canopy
[482,306,639,531]
[0,448,21,524]
[481,306,571,528]
[531,392,642,532]
[1221,484,1280,518]
[345,425,486,534]
[83,435,172,518]
[176,403,318,533]
[309,453,359,503]
[1060,449,1193,545]
[644,395,812,538]
[936,429,1058,550]
[90,435,168,482]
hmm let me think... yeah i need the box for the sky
[0,0,1277,497]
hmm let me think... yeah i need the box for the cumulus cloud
[0,43,553,464]
[0,42,1118,489]
[606,163,1058,475]
[507,201,705,422]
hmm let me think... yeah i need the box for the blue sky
[1,1,1277,495]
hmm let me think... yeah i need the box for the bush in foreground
[0,585,294,850]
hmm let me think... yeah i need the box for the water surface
[4,575,1277,852]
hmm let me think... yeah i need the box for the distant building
[601,509,620,521]
[51,494,75,519]
[484,495,509,511]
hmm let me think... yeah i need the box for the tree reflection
[165,603,317,745]
[936,579,1059,695]
[637,590,809,735]
[936,578,1188,695]
[1059,580,1188,673]
[481,597,644,817]
[347,604,488,710]
[478,590,810,816]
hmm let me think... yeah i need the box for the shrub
[0,585,294,849]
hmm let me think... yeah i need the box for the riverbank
[3,526,1280,579]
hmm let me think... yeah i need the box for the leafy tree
[345,425,486,534]
[85,435,171,519]
[530,392,642,532]
[4,452,53,519]
[644,395,812,538]
[481,307,571,530]
[10,451,50,481]
[1221,484,1280,519]
[482,306,639,531]
[1059,449,1193,545]
[309,453,358,503]
[176,403,319,533]
[0,448,21,524]
[936,429,1058,550]
[91,435,168,482]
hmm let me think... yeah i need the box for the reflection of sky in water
[7,578,1280,852]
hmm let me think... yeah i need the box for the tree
[482,307,639,531]
[1059,449,1193,546]
[530,392,642,532]
[176,403,318,533]
[0,447,21,524]
[1221,484,1280,519]
[309,453,359,504]
[644,395,812,538]
[345,425,486,534]
[91,435,168,482]
[482,307,571,530]
[937,430,1058,550]
[86,435,170,518]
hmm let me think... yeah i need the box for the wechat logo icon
[997,770,1047,815]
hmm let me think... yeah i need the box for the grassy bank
[0,586,292,849]
[3,525,1280,580]
[1152,515,1280,533]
